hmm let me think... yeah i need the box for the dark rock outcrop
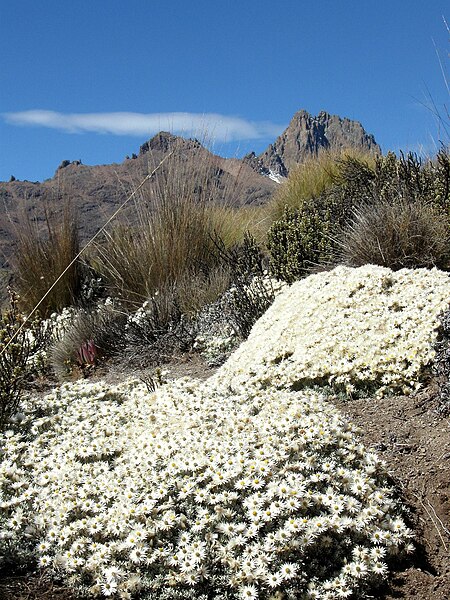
[56,159,83,171]
[247,110,381,178]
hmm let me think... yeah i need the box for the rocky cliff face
[245,110,381,178]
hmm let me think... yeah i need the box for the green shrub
[335,149,450,211]
[214,233,276,337]
[266,152,378,283]
[0,291,50,428]
[267,150,450,282]
[268,149,375,222]
[430,148,450,214]
[267,203,336,283]
[337,198,450,271]
[433,306,450,416]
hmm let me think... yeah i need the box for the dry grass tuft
[337,198,450,270]
[268,148,376,222]
[11,204,83,317]
[93,146,258,308]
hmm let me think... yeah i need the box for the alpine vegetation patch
[0,377,412,599]
[1,264,447,599]
[214,265,450,396]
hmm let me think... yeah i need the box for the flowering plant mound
[3,265,446,598]
[214,265,450,396]
[1,376,412,599]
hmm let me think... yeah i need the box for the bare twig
[425,498,450,537]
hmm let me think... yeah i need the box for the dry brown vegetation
[11,203,83,317]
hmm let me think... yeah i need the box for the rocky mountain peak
[246,109,381,179]
[139,131,179,155]
[139,131,205,156]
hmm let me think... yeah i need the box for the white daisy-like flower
[240,584,259,599]
[129,544,147,564]
[349,561,368,578]
[100,579,117,596]
[38,554,52,567]
[266,572,283,588]
[371,561,388,575]
[279,562,297,580]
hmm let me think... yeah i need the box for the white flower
[38,555,52,567]
[100,579,117,596]
[279,562,297,580]
[349,561,368,578]
[266,572,283,588]
[240,584,259,599]
[129,544,147,564]
[371,561,388,575]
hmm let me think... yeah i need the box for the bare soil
[334,386,449,600]
[0,355,449,599]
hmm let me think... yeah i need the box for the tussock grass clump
[95,200,219,307]
[337,198,450,270]
[12,204,83,317]
[50,304,127,378]
[93,150,253,309]
[175,266,232,317]
[335,150,450,271]
[268,149,376,222]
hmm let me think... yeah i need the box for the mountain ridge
[0,109,380,278]
[2,109,380,185]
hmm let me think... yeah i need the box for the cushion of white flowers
[214,265,450,396]
[3,264,446,599]
[1,374,412,599]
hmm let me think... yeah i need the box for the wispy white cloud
[2,110,285,142]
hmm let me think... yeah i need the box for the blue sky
[0,0,448,182]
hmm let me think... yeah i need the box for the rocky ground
[0,353,448,600]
